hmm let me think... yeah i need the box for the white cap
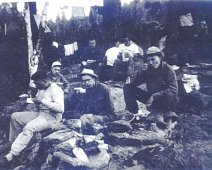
[52,61,62,67]
[146,46,161,55]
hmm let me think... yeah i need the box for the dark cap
[31,70,48,81]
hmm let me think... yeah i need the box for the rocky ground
[0,63,212,170]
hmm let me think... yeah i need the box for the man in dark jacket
[64,68,114,135]
[81,39,103,72]
[123,46,178,129]
[47,61,70,93]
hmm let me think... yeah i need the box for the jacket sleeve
[131,70,146,86]
[42,85,64,113]
[94,85,114,119]
[59,73,70,90]
[154,66,178,97]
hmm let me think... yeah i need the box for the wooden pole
[24,2,38,87]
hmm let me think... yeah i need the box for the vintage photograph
[0,0,212,169]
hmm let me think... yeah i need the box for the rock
[106,130,167,147]
[53,151,86,167]
[87,149,110,169]
[108,120,132,133]
[124,164,145,170]
[44,129,76,145]
[108,85,126,112]
[54,137,79,153]
[53,148,110,169]
[110,146,139,163]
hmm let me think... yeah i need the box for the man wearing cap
[47,61,70,93]
[0,71,64,167]
[64,68,114,135]
[123,46,178,129]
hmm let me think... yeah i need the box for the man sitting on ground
[64,68,114,135]
[114,37,143,82]
[47,61,70,94]
[0,71,64,168]
[123,46,178,130]
[99,39,121,81]
[81,38,103,73]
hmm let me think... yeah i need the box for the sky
[1,0,135,21]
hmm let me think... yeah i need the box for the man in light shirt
[0,71,64,168]
[114,37,144,82]
[98,39,121,81]
[105,40,121,67]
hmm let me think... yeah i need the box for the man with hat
[0,71,64,168]
[64,68,114,135]
[123,46,178,129]
[47,61,70,93]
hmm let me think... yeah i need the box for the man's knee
[10,112,21,123]
[21,125,34,139]
[23,123,36,133]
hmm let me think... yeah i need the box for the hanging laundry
[64,42,78,56]
[179,13,194,27]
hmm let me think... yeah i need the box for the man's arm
[59,73,70,93]
[97,86,114,120]
[42,84,64,113]
[130,70,146,86]
[153,66,178,97]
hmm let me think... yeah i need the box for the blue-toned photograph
[0,0,212,169]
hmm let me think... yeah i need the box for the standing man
[0,71,64,167]
[123,46,178,129]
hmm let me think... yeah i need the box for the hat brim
[80,73,98,79]
[145,52,162,57]
[52,65,62,67]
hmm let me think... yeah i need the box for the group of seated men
[70,37,144,82]
[0,45,179,168]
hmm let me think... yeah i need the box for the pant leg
[9,111,39,142]
[113,59,123,80]
[126,57,134,77]
[123,84,150,114]
[10,113,57,156]
[151,93,176,112]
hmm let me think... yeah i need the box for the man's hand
[32,98,42,104]
[64,89,69,94]
[74,87,86,93]
[82,61,87,66]
[125,76,131,84]
[146,95,154,109]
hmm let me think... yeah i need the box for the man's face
[82,75,96,89]
[51,66,61,75]
[115,41,120,48]
[146,55,161,69]
[33,79,50,90]
[89,40,96,48]
[124,38,131,46]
